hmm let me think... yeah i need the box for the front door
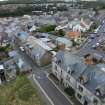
[84,100,88,105]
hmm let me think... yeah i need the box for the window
[55,72,57,77]
[66,75,70,81]
[55,65,57,71]
[61,70,62,75]
[34,55,36,60]
[78,85,83,92]
[79,75,88,84]
[67,67,71,74]
[66,83,69,87]
[93,98,99,105]
[67,70,71,74]
[77,93,82,100]
[67,67,74,75]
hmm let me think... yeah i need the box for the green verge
[0,75,44,105]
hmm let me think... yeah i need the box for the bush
[64,87,75,97]
[0,75,44,105]
[58,29,65,37]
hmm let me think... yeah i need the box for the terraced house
[52,51,105,105]
[24,35,53,66]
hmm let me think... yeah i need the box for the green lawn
[0,75,44,105]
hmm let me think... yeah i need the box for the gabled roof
[66,31,81,39]
[26,36,52,51]
[55,51,87,80]
[14,52,31,72]
[79,64,105,98]
[56,37,72,46]
[17,31,29,41]
[9,50,17,57]
[70,19,80,26]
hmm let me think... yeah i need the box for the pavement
[16,49,72,105]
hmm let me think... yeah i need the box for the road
[78,19,105,61]
[17,49,72,105]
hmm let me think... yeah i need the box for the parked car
[19,46,25,52]
[92,45,97,49]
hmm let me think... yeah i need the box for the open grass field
[0,75,44,105]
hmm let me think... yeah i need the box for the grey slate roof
[56,51,87,79]
[79,64,105,98]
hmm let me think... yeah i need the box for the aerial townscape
[1,0,105,105]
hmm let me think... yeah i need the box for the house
[55,37,73,49]
[52,51,105,105]
[8,50,17,58]
[68,18,93,32]
[80,18,93,30]
[55,24,69,31]
[52,51,86,90]
[13,52,32,73]
[39,38,56,49]
[4,59,16,80]
[20,15,32,29]
[68,18,80,29]
[34,15,56,26]
[14,31,29,46]
[76,64,105,105]
[66,31,81,41]
[24,36,53,66]
[73,18,93,32]
[73,23,86,32]
[29,25,37,32]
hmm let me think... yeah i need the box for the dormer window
[26,43,30,47]
[57,60,62,65]
[29,45,33,50]
[93,98,99,105]
[55,65,57,71]
[66,75,70,81]
[95,89,101,96]
[67,67,74,75]
[67,67,71,74]
[78,85,83,92]
[18,33,21,36]
[79,75,89,84]
[77,93,82,100]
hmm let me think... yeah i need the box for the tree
[38,25,56,33]
[57,29,65,37]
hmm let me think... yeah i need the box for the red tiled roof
[67,31,80,39]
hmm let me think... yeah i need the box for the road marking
[32,74,55,105]
[47,75,74,105]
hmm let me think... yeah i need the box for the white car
[96,43,100,46]
[19,46,25,52]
